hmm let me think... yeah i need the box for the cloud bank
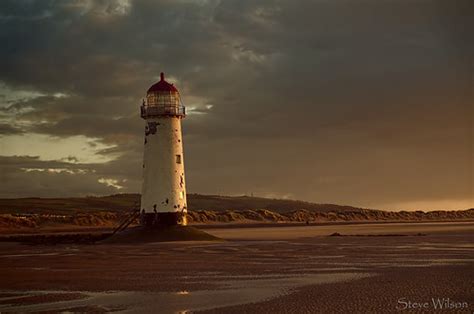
[0,0,472,210]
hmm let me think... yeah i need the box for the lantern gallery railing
[140,104,186,118]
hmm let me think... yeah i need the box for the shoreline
[1,218,474,236]
[1,220,473,244]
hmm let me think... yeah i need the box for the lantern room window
[147,91,179,107]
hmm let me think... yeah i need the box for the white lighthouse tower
[140,72,187,227]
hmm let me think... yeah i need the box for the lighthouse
[140,72,187,227]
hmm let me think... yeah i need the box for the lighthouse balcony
[140,104,186,118]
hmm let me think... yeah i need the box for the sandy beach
[0,221,472,313]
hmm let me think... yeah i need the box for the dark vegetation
[0,194,472,233]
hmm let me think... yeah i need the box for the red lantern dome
[147,72,178,93]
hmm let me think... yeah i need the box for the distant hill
[0,193,369,214]
[0,194,472,233]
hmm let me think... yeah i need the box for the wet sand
[201,221,474,239]
[0,221,472,313]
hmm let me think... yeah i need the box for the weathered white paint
[140,116,187,217]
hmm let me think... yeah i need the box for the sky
[0,0,472,211]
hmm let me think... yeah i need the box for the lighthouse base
[140,212,187,228]
[102,225,221,244]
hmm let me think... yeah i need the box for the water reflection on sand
[0,272,371,313]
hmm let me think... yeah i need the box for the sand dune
[0,194,472,233]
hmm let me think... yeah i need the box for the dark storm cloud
[0,0,472,209]
[0,155,124,197]
[0,123,23,135]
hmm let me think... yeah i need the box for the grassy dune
[0,194,472,233]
